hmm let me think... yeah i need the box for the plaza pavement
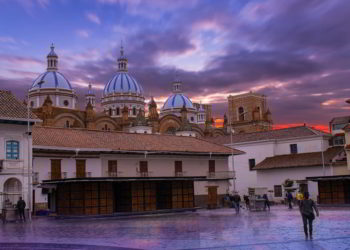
[0,205,350,249]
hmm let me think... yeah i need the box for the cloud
[85,12,101,25]
[0,36,16,44]
[76,30,90,38]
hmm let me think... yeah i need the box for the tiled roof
[205,126,330,145]
[32,126,244,155]
[0,90,39,121]
[253,146,344,170]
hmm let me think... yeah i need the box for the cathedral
[29,44,227,138]
[29,44,273,137]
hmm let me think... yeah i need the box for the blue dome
[162,94,194,110]
[104,72,143,96]
[30,71,72,90]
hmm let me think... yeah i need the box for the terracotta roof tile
[0,90,39,121]
[206,126,330,145]
[253,146,344,170]
[32,126,244,155]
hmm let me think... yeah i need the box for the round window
[63,100,69,106]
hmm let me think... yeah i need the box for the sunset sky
[1,0,349,131]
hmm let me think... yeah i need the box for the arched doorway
[4,178,22,205]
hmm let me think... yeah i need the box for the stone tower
[227,92,272,133]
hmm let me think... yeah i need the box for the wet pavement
[1,206,350,249]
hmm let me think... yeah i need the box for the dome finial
[120,40,124,57]
[47,43,58,71]
[117,40,128,72]
[172,70,182,93]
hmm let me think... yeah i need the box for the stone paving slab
[1,206,350,249]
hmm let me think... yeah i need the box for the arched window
[4,178,22,204]
[133,107,136,116]
[109,108,112,116]
[116,107,120,116]
[6,140,19,160]
[238,107,245,121]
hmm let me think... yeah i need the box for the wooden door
[207,186,218,209]
[175,161,182,176]
[108,160,118,177]
[140,161,148,177]
[51,159,61,180]
[76,160,86,178]
[209,160,215,177]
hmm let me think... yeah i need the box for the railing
[48,172,67,180]
[33,172,39,184]
[207,171,235,179]
[174,171,187,177]
[74,172,92,178]
[105,171,122,177]
[136,171,153,177]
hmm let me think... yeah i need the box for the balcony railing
[174,171,187,177]
[136,171,153,177]
[74,172,92,178]
[33,172,39,184]
[207,171,235,179]
[105,171,122,177]
[48,172,67,180]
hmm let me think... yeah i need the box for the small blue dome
[30,71,72,90]
[104,72,143,96]
[162,94,194,110]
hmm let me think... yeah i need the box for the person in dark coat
[232,193,241,214]
[16,197,26,222]
[300,192,319,240]
[263,194,270,211]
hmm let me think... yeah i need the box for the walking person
[232,192,241,214]
[300,192,319,240]
[244,195,250,210]
[287,192,293,209]
[16,197,26,222]
[263,194,270,211]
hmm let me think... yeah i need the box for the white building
[32,126,243,215]
[207,126,347,202]
[0,90,40,213]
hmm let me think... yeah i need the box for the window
[65,120,70,128]
[30,101,34,107]
[63,100,69,106]
[332,123,347,130]
[334,136,345,146]
[248,159,256,171]
[6,140,19,160]
[274,185,282,197]
[290,144,298,154]
[51,159,61,180]
[116,107,120,116]
[238,107,244,121]
[133,107,136,116]
[109,108,112,116]
[190,117,194,122]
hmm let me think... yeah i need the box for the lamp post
[228,114,236,192]
[27,91,32,221]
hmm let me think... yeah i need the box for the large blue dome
[30,71,72,90]
[104,72,143,96]
[162,94,194,110]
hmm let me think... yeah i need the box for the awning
[306,175,350,181]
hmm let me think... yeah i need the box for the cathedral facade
[30,44,225,138]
